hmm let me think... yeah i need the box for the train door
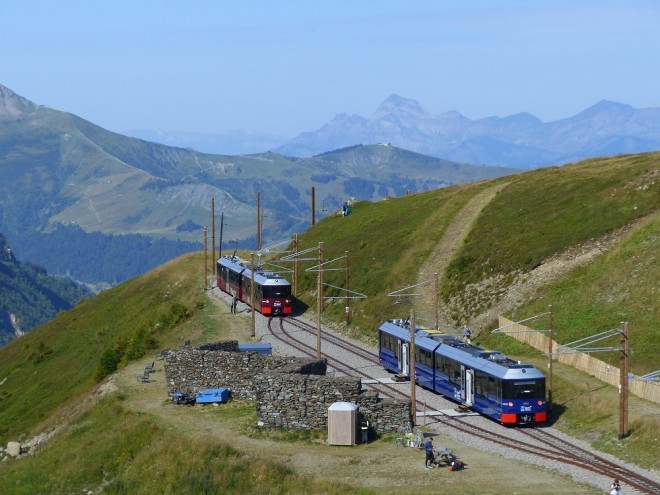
[400,342,409,376]
[464,369,475,406]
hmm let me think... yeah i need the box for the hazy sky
[2,1,659,137]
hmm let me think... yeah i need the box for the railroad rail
[266,316,660,495]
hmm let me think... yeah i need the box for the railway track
[267,316,660,494]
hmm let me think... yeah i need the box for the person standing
[424,437,435,469]
[231,293,238,314]
[609,479,621,495]
[359,416,369,444]
[463,325,471,344]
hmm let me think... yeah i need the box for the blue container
[237,343,272,355]
[196,388,229,404]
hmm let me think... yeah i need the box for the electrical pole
[292,234,298,296]
[203,227,208,290]
[256,192,261,251]
[219,212,224,259]
[345,251,350,325]
[547,305,553,413]
[311,186,316,226]
[434,273,439,330]
[619,321,629,439]
[410,307,416,424]
[316,241,323,358]
[251,253,256,338]
[211,197,216,275]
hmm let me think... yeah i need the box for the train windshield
[503,379,545,399]
[262,285,291,299]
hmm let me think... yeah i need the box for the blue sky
[2,1,659,137]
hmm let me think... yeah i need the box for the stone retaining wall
[163,340,411,433]
[163,341,326,399]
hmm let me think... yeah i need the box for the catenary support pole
[410,307,416,423]
[619,321,629,439]
[316,241,323,358]
[547,305,553,413]
[203,227,208,290]
[251,253,256,338]
[211,197,216,275]
[311,186,315,226]
[345,251,350,325]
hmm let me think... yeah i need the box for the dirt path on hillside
[415,182,509,328]
[415,182,642,337]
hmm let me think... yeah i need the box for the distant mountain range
[0,83,514,287]
[129,94,660,168]
[275,95,660,167]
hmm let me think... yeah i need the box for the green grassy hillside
[0,152,658,491]
[293,152,659,374]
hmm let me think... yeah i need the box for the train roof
[379,319,545,381]
[218,255,291,286]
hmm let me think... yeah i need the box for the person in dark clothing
[424,437,435,469]
[463,325,471,344]
[360,417,369,444]
[231,293,238,314]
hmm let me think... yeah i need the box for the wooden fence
[497,316,660,405]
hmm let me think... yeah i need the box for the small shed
[196,388,229,404]
[327,401,357,446]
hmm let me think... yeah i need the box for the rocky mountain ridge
[276,94,660,167]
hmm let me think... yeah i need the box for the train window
[503,379,545,399]
[416,348,431,367]
[474,372,487,398]
[262,285,292,298]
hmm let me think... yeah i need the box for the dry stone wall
[163,340,411,433]
[163,341,325,399]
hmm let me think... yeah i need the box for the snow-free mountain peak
[0,84,38,119]
[373,94,430,120]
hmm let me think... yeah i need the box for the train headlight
[507,401,513,407]
[537,400,543,406]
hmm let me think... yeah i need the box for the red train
[216,255,292,316]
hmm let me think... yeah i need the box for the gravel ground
[212,287,660,495]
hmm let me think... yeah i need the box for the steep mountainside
[0,233,90,346]
[0,84,514,287]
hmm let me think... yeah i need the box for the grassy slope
[0,152,658,489]
[0,253,370,494]
[294,153,659,373]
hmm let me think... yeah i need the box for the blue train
[379,319,547,425]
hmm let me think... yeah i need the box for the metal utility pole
[316,241,323,358]
[256,192,261,251]
[409,307,417,422]
[619,321,629,439]
[292,234,298,296]
[434,273,439,330]
[251,253,256,338]
[311,186,316,226]
[219,212,224,259]
[547,305,554,412]
[211,197,216,274]
[345,251,350,325]
[203,227,208,289]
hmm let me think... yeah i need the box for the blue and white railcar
[378,319,547,425]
